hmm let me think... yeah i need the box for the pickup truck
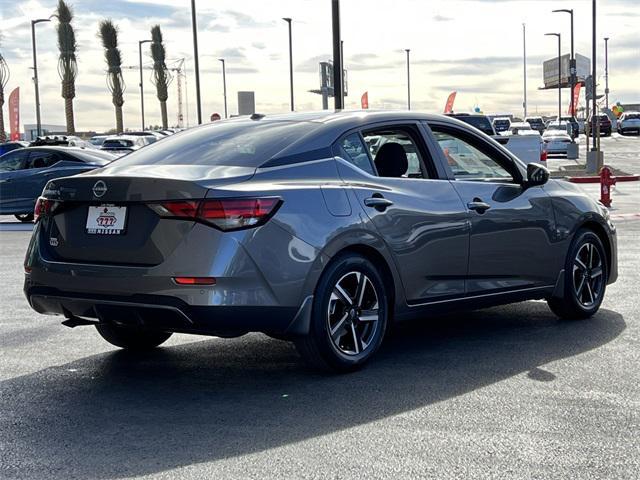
[493,131,546,166]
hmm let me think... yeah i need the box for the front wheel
[14,213,34,223]
[548,229,607,320]
[95,323,172,350]
[295,253,389,372]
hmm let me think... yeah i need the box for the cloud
[433,15,453,22]
[222,10,275,29]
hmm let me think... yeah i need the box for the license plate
[86,205,127,235]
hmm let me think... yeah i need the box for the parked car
[617,112,640,135]
[0,147,115,222]
[24,112,617,371]
[100,135,148,156]
[492,117,511,134]
[509,122,535,135]
[124,131,164,144]
[0,141,28,156]
[29,135,97,149]
[89,135,109,147]
[494,129,545,165]
[588,114,612,136]
[543,124,572,157]
[446,113,496,136]
[558,116,579,139]
[525,116,546,134]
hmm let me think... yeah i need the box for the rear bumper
[25,285,313,336]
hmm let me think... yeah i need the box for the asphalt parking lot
[1,135,638,479]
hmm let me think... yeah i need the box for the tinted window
[336,133,375,175]
[0,150,28,171]
[456,116,494,135]
[103,139,134,148]
[431,130,513,181]
[624,113,640,120]
[363,128,427,178]
[26,151,60,169]
[110,121,319,168]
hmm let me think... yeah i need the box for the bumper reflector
[173,277,217,286]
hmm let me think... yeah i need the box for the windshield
[625,113,640,120]
[109,120,319,168]
[103,139,134,148]
[457,116,493,134]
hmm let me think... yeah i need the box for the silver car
[24,112,617,371]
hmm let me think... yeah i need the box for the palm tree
[98,20,125,133]
[56,0,77,134]
[150,25,171,129]
[0,36,9,142]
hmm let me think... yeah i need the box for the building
[23,123,67,141]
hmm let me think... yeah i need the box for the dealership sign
[8,87,19,141]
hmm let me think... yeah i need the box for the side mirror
[524,163,549,187]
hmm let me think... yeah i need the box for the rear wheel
[548,229,607,320]
[14,213,34,223]
[295,253,388,372]
[95,323,172,350]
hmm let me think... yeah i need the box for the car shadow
[1,302,625,479]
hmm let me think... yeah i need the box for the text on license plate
[86,205,127,234]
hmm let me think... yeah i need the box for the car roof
[104,135,142,141]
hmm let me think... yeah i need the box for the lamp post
[545,33,562,123]
[552,9,575,119]
[190,0,202,124]
[138,39,152,130]
[219,58,227,118]
[405,49,411,110]
[331,0,343,110]
[282,18,294,111]
[522,23,527,118]
[604,37,610,110]
[31,17,52,138]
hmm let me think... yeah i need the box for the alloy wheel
[572,242,604,308]
[326,271,380,356]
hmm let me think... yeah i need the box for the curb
[610,213,640,222]
[567,175,639,184]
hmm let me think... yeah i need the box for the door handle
[364,196,394,211]
[467,198,491,213]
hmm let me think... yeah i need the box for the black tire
[295,253,389,372]
[95,323,172,350]
[14,213,34,223]
[548,229,607,320]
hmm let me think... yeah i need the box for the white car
[543,126,572,157]
[100,135,148,156]
[617,112,640,135]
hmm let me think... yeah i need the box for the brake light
[173,277,216,285]
[151,197,281,231]
[540,150,548,162]
[34,197,54,222]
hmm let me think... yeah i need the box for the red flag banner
[444,91,457,114]
[569,83,581,116]
[361,91,369,109]
[9,87,20,141]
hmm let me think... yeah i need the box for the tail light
[34,197,56,222]
[150,197,281,231]
[540,150,548,162]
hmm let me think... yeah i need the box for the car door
[334,123,469,304]
[425,121,559,295]
[0,149,30,213]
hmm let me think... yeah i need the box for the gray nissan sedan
[24,111,617,372]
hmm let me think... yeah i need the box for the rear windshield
[457,116,493,133]
[625,113,640,120]
[109,121,319,168]
[103,139,134,148]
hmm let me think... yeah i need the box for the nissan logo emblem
[92,180,107,198]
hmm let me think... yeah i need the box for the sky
[1,0,639,132]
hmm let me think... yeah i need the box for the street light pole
[523,23,527,118]
[405,49,411,110]
[331,0,343,110]
[190,0,202,124]
[604,37,610,110]
[552,9,575,119]
[282,18,294,111]
[592,0,598,151]
[31,18,51,138]
[138,39,152,131]
[219,59,227,118]
[545,33,562,123]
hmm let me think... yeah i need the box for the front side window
[363,128,426,178]
[336,133,375,175]
[431,130,513,181]
[0,150,28,171]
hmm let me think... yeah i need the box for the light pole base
[567,142,579,160]
[586,151,604,174]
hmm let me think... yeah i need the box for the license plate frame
[86,205,128,235]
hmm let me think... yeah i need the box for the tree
[0,36,8,142]
[98,20,125,133]
[150,25,172,129]
[56,1,78,134]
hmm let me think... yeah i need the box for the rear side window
[336,133,375,175]
[109,121,319,168]
[26,151,60,169]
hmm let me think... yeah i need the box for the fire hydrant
[599,166,616,208]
